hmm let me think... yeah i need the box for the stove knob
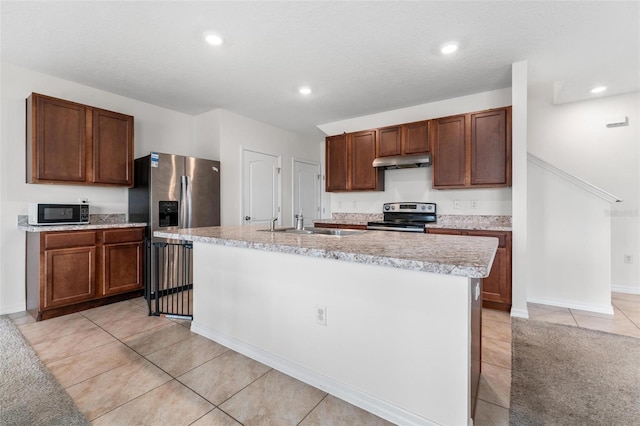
[384,205,390,211]
[420,205,426,210]
[391,205,396,210]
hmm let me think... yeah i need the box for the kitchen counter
[314,213,512,232]
[154,224,498,279]
[18,214,146,232]
[156,224,487,425]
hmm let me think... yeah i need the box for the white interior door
[293,159,321,227]
[242,149,280,225]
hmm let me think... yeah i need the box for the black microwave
[28,203,90,225]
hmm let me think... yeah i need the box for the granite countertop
[17,214,146,232]
[314,213,512,232]
[154,225,498,279]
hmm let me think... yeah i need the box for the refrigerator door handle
[185,175,193,228]
[180,175,188,229]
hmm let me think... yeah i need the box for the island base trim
[191,320,441,426]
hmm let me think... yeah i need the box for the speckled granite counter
[314,213,512,232]
[18,214,146,232]
[154,225,498,278]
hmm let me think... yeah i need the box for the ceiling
[2,1,639,139]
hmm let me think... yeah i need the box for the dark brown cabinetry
[325,131,384,192]
[431,115,467,187]
[26,93,134,187]
[27,227,145,320]
[101,228,145,296]
[427,228,512,311]
[431,107,511,189]
[377,120,430,157]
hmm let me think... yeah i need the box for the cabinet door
[431,115,467,188]
[44,246,95,308]
[350,130,382,190]
[377,126,401,157]
[102,241,144,296]
[468,230,511,306]
[31,94,87,183]
[325,134,348,191]
[403,120,430,155]
[471,109,509,186]
[93,109,134,186]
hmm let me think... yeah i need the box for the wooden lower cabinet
[27,227,145,320]
[427,228,512,311]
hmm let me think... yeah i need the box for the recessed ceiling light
[203,32,224,46]
[440,42,459,55]
[299,86,312,95]
[590,86,607,94]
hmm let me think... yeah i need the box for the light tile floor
[8,291,640,425]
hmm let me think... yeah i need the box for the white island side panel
[192,242,473,426]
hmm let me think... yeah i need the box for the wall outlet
[624,254,633,264]
[316,305,327,326]
[453,200,461,209]
[471,200,478,210]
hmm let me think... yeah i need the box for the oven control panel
[383,202,436,213]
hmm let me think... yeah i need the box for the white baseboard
[509,308,529,319]
[191,321,440,426]
[0,303,26,316]
[527,297,614,315]
[611,284,640,295]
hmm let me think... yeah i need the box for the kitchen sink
[258,227,364,236]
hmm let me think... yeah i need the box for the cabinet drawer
[102,228,145,244]
[44,231,96,250]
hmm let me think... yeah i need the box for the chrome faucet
[295,212,304,231]
[270,217,278,231]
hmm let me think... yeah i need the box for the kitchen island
[154,226,498,426]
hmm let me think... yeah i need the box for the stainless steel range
[367,202,437,232]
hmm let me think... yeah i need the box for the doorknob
[244,216,251,221]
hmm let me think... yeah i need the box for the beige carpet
[510,318,640,425]
[0,316,89,426]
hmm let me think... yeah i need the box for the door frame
[291,158,322,225]
[240,147,282,225]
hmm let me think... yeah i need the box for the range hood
[372,153,432,169]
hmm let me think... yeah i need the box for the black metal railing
[147,241,193,320]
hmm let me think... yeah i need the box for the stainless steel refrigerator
[128,152,220,303]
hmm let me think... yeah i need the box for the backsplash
[17,214,128,226]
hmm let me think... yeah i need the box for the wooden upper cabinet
[431,114,467,188]
[325,134,348,191]
[377,126,402,157]
[431,107,511,189]
[92,108,134,186]
[28,94,88,183]
[471,108,510,186]
[325,131,384,192]
[403,120,430,155]
[26,93,134,187]
[350,130,382,190]
[376,121,430,157]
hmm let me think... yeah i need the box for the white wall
[210,109,321,227]
[528,85,640,294]
[528,160,613,313]
[511,61,529,318]
[317,88,514,216]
